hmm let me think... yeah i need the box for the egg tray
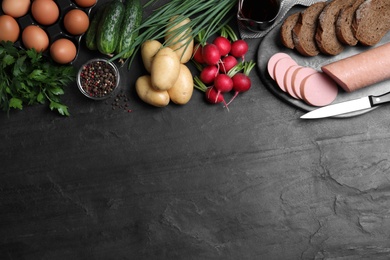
[0,0,94,64]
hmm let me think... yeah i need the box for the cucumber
[115,0,143,59]
[96,0,125,55]
[85,3,109,51]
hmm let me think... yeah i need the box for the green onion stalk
[112,0,239,68]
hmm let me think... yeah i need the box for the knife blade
[300,91,390,119]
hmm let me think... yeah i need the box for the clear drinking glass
[237,0,281,32]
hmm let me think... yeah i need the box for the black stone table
[1,1,390,259]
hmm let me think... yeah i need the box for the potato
[151,47,180,90]
[167,64,193,105]
[136,75,170,107]
[164,16,194,63]
[141,40,162,73]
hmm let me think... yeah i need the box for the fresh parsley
[0,41,76,116]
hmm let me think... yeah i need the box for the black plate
[257,7,390,117]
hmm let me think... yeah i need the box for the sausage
[284,65,302,99]
[321,42,390,92]
[301,72,338,106]
[274,57,298,92]
[292,67,318,99]
[267,52,340,107]
[267,52,291,80]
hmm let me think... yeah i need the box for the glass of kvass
[237,0,281,32]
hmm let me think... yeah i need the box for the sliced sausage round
[274,57,298,92]
[284,65,302,99]
[301,72,338,106]
[292,67,318,99]
[267,52,291,80]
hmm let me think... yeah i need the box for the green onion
[111,0,238,68]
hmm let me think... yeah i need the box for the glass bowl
[77,58,120,100]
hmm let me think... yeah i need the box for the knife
[300,91,390,119]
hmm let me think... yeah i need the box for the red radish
[205,87,228,108]
[194,76,227,108]
[226,61,256,106]
[202,43,221,65]
[200,65,218,84]
[230,39,249,60]
[232,73,251,92]
[214,73,233,93]
[219,55,238,74]
[213,36,231,56]
[226,73,251,106]
[193,44,204,64]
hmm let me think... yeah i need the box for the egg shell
[0,15,20,42]
[74,0,97,8]
[1,0,30,18]
[63,9,90,35]
[50,38,77,64]
[0,0,94,63]
[31,0,60,26]
[22,25,50,52]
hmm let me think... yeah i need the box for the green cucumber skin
[85,3,109,51]
[116,0,143,59]
[97,0,125,55]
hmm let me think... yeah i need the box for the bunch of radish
[192,25,256,108]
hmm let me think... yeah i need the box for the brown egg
[74,0,97,8]
[63,9,90,35]
[22,25,49,52]
[2,0,30,18]
[0,15,20,43]
[31,0,60,26]
[50,38,77,64]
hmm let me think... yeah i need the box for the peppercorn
[79,60,117,99]
[106,90,133,113]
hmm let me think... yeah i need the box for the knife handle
[369,92,390,107]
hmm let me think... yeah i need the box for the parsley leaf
[50,101,70,116]
[0,41,76,116]
[9,97,23,110]
[29,69,47,81]
[2,54,15,67]
[50,87,65,96]
[13,56,27,77]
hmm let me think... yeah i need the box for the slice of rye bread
[336,0,366,46]
[292,2,327,56]
[315,0,354,55]
[352,0,390,46]
[280,12,300,49]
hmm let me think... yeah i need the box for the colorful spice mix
[78,59,119,100]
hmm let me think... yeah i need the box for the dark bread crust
[352,0,390,46]
[280,12,300,49]
[336,0,365,46]
[292,2,327,56]
[280,0,390,56]
[315,0,353,55]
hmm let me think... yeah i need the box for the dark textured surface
[1,1,390,260]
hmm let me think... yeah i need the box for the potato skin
[141,40,162,73]
[167,64,193,105]
[151,47,180,90]
[165,16,194,63]
[136,75,170,107]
